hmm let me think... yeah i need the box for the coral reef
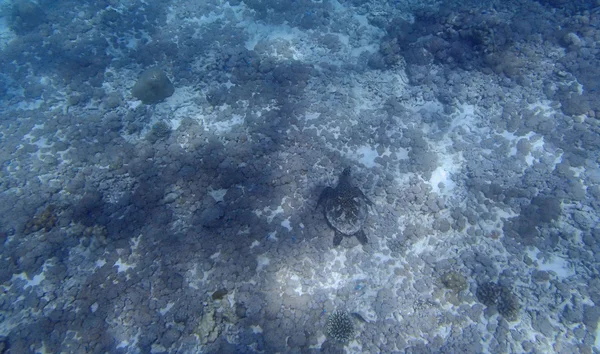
[326,310,354,343]
[477,282,521,321]
[147,121,171,143]
[441,271,468,293]
[132,68,174,104]
[24,205,58,234]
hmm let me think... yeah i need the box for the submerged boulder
[10,0,47,34]
[132,68,175,104]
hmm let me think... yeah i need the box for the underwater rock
[132,68,175,104]
[10,0,47,34]
[146,121,171,143]
[441,271,468,293]
[24,205,58,234]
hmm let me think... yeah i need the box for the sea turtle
[316,167,374,246]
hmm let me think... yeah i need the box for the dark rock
[10,0,47,34]
[132,68,175,104]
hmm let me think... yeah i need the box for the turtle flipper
[333,232,343,247]
[355,230,368,245]
[316,186,334,211]
[353,187,374,206]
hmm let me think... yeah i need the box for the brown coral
[24,205,57,234]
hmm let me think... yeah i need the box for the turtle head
[338,167,352,186]
[341,167,351,178]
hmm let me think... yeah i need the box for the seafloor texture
[0,0,599,353]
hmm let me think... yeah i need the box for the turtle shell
[324,192,369,235]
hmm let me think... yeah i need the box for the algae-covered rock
[146,121,171,143]
[11,1,47,34]
[132,68,174,104]
[24,205,57,234]
[441,271,468,293]
[196,305,220,345]
[497,287,521,322]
